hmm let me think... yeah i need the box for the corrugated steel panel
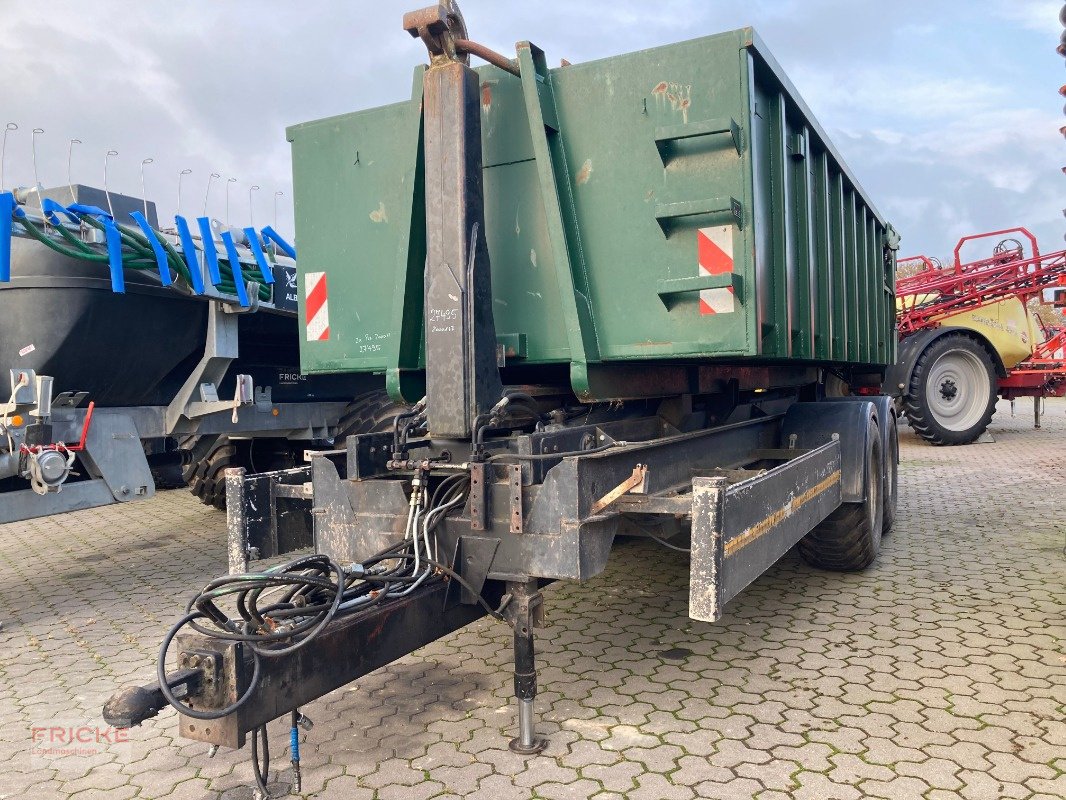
[287,28,897,386]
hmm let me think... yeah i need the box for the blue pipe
[174,216,205,294]
[0,192,12,282]
[196,216,223,286]
[220,230,250,307]
[130,211,172,287]
[243,227,275,284]
[102,217,125,293]
[42,198,80,226]
[261,225,296,259]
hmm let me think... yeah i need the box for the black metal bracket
[446,535,500,608]
[346,432,394,480]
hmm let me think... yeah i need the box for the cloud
[0,0,1061,258]
[994,0,1063,32]
[835,106,1064,254]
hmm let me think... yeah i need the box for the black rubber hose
[251,725,271,795]
[156,612,262,721]
[486,443,619,461]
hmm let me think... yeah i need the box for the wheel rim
[924,348,990,432]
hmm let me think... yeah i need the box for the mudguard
[780,401,878,502]
[824,395,897,471]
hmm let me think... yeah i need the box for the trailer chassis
[0,302,348,524]
[106,394,889,753]
[104,3,895,788]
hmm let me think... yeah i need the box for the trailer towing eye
[102,668,203,729]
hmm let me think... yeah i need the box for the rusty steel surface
[403,1,469,65]
[589,464,648,515]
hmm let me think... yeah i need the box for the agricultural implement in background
[106,3,902,795]
[887,228,1066,444]
[0,183,383,524]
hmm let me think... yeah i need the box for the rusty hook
[403,0,469,65]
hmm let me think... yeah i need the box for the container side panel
[763,91,790,357]
[865,213,877,363]
[885,235,897,365]
[869,214,886,363]
[550,31,754,360]
[289,102,422,375]
[857,206,870,362]
[811,150,832,360]
[479,67,575,363]
[844,191,859,362]
[789,125,814,359]
[483,160,572,362]
[751,81,772,356]
[829,172,847,361]
[749,43,891,367]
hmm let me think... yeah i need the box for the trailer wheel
[903,334,997,445]
[189,438,304,510]
[335,390,408,441]
[187,391,405,510]
[188,439,243,511]
[798,418,883,570]
[882,412,899,535]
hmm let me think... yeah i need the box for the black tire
[335,390,408,442]
[188,439,242,510]
[903,334,997,446]
[798,418,883,571]
[882,412,899,535]
[187,391,405,510]
[180,435,221,485]
[188,437,301,509]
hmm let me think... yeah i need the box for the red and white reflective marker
[697,225,734,315]
[305,271,330,341]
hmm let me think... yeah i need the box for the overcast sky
[1,0,1062,259]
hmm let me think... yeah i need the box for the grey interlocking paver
[0,398,1063,799]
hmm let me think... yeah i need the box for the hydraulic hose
[11,209,271,300]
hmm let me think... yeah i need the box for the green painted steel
[287,28,897,398]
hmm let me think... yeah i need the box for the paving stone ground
[0,398,1063,800]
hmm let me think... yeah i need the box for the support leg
[506,580,547,755]
[1034,397,1042,429]
[226,467,249,575]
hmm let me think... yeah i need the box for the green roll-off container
[287,27,898,401]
